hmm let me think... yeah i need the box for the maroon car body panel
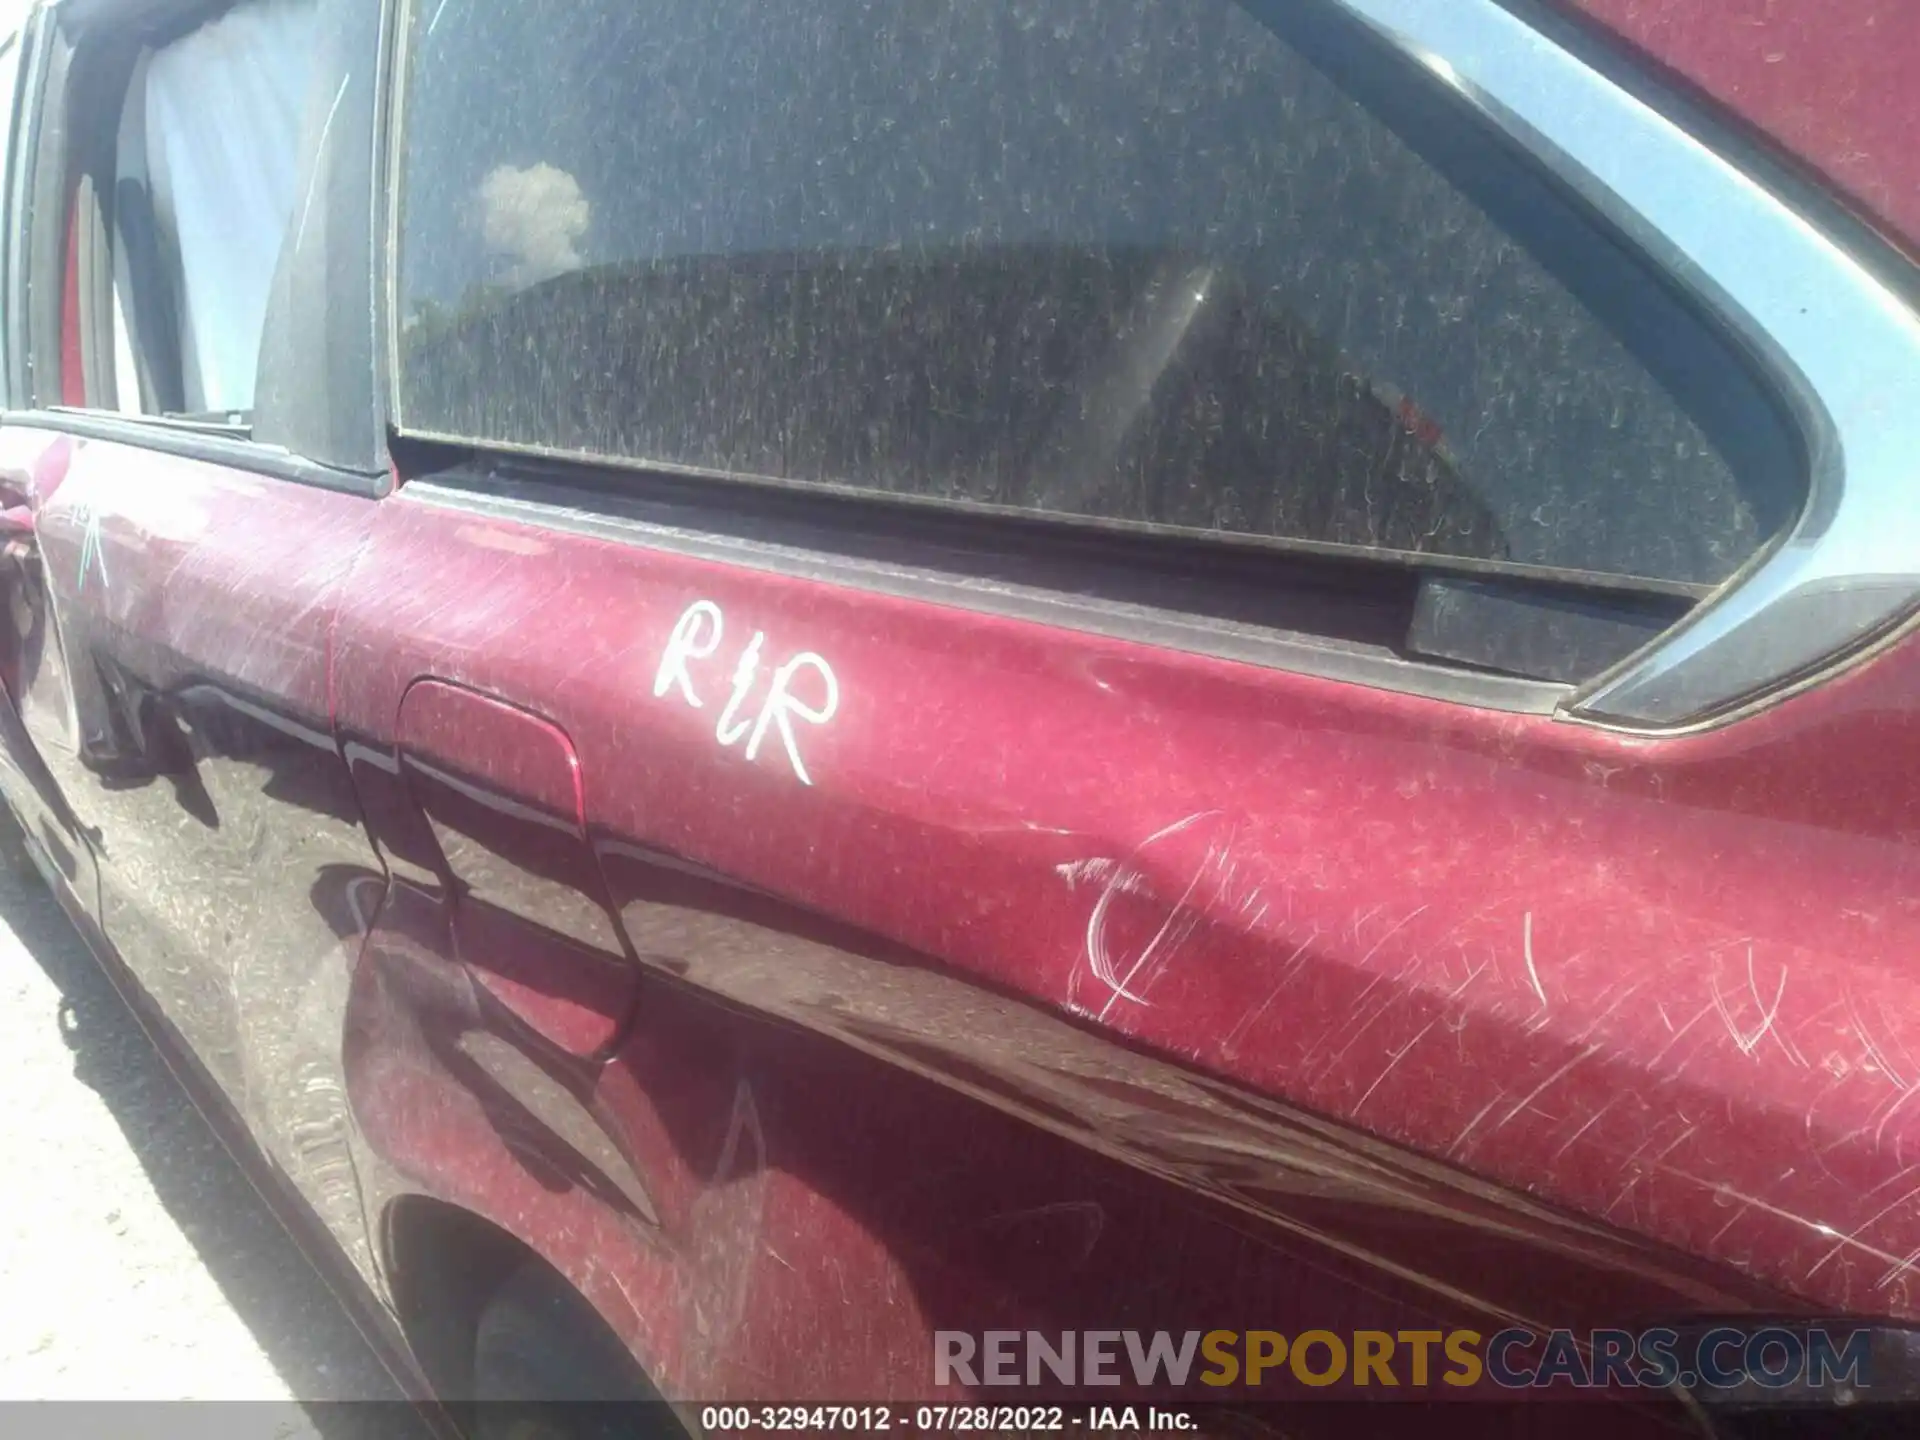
[0,424,391,1285]
[1565,0,1920,257]
[317,468,1920,1364]
[4,0,1920,1427]
[16,417,1920,1417]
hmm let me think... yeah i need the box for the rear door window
[41,0,383,473]
[110,0,318,422]
[393,0,1803,596]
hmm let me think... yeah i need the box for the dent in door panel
[18,432,385,1283]
[0,431,99,905]
[343,878,674,1355]
[347,874,1482,1410]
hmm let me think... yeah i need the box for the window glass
[395,0,1804,589]
[108,0,317,420]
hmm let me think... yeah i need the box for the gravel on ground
[0,831,420,1435]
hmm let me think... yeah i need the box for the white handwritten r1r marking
[715,631,766,745]
[746,653,839,787]
[653,600,723,707]
[653,599,840,787]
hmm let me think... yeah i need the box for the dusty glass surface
[395,0,1802,587]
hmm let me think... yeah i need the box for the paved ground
[0,829,407,1415]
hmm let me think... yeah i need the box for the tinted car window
[110,0,319,419]
[395,0,1802,590]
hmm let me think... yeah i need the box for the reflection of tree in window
[404,164,590,349]
[479,162,590,289]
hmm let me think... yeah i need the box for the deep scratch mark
[1482,1044,1602,1143]
[1521,911,1548,1010]
[1446,1091,1508,1159]
[1847,987,1907,1088]
[1352,1018,1439,1114]
[1708,948,1787,1060]
[1222,930,1320,1054]
[1807,1180,1920,1278]
[1551,1093,1622,1161]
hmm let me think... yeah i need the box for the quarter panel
[1564,0,1920,257]
[333,476,1920,1396]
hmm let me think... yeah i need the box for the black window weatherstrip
[5,408,390,496]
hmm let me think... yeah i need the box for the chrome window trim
[1335,0,1920,727]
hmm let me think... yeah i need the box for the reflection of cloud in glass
[479,162,589,287]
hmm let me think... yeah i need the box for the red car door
[327,0,1920,1416]
[0,14,103,938]
[0,0,394,1285]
